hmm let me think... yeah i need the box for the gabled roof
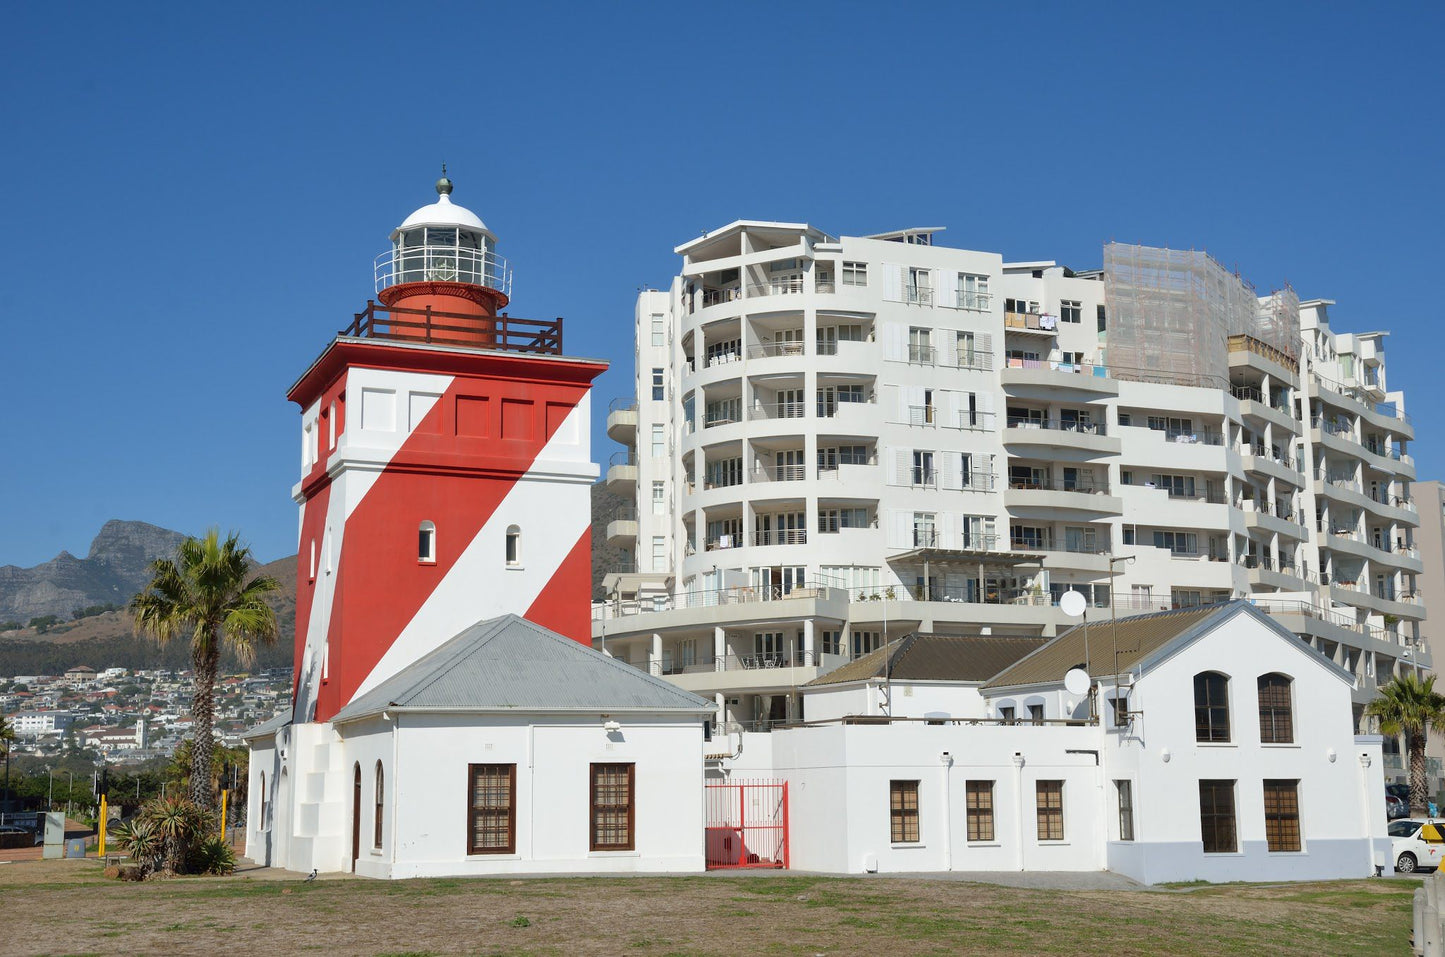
[332,614,715,724]
[984,601,1355,690]
[241,710,292,741]
[808,633,1048,687]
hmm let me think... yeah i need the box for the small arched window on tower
[505,525,521,567]
[418,521,437,564]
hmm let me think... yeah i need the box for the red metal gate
[705,778,789,869]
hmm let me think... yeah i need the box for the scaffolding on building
[1102,243,1300,387]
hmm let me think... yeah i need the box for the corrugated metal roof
[242,711,292,740]
[332,614,715,723]
[984,605,1225,689]
[808,633,1048,687]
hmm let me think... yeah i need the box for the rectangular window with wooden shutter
[467,764,516,855]
[590,763,635,851]
[890,780,920,843]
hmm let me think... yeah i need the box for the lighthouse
[286,175,607,724]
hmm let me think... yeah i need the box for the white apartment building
[11,710,75,737]
[597,222,1426,736]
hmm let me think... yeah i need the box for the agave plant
[187,835,236,876]
[143,795,207,875]
[112,817,164,875]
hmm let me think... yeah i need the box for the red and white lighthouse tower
[287,175,606,723]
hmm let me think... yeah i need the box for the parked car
[0,825,41,847]
[1390,820,1445,873]
[1387,793,1410,819]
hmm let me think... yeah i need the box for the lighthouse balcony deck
[342,299,564,355]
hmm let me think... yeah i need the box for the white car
[1390,820,1445,873]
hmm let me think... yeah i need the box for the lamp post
[63,771,73,816]
[46,766,53,809]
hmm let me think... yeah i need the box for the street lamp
[64,770,73,816]
[46,766,53,809]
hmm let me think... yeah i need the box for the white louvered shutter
[883,263,904,302]
[936,270,957,309]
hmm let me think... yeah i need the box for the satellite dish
[1064,667,1091,696]
[1059,590,1088,618]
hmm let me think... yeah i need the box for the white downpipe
[1013,751,1026,871]
[940,752,954,872]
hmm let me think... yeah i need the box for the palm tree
[131,529,278,811]
[1366,673,1445,815]
[0,715,14,809]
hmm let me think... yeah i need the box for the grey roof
[807,633,1047,687]
[984,601,1356,690]
[241,710,292,740]
[332,613,715,723]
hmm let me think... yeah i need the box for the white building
[598,222,1425,739]
[724,602,1391,884]
[11,710,74,737]
[246,615,711,877]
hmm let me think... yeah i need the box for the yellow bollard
[98,795,107,857]
[219,789,228,841]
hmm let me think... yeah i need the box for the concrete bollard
[1427,873,1445,957]
[1416,888,1427,956]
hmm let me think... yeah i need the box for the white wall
[365,713,705,878]
[770,723,1104,874]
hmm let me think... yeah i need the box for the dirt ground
[0,858,1414,956]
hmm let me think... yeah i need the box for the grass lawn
[0,860,1414,956]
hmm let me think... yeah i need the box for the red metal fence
[704,778,789,869]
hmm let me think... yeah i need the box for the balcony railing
[607,450,637,467]
[1007,477,1110,495]
[1004,357,1109,378]
[1227,334,1299,374]
[754,528,807,546]
[1241,443,1294,469]
[751,464,807,482]
[1006,416,1107,436]
[1011,534,1110,554]
[904,285,934,306]
[748,340,807,359]
[748,278,807,297]
[908,344,937,364]
[1312,416,1353,437]
[342,300,561,354]
[608,397,638,414]
[748,401,808,420]
[1004,311,1055,332]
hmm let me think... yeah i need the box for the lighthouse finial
[436,163,453,197]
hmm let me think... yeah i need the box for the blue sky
[2,2,1442,567]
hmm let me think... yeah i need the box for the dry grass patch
[0,861,1414,957]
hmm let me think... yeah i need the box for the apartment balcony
[1324,579,1423,619]
[1238,553,1310,590]
[1313,474,1419,526]
[1360,401,1415,441]
[1004,478,1122,519]
[999,358,1118,400]
[1003,416,1119,456]
[606,506,638,546]
[1360,442,1416,481]
[1003,311,1060,337]
[1242,506,1308,541]
[1226,334,1300,380]
[1231,385,1300,434]
[604,451,638,491]
[1015,534,1114,573]
[1238,444,1303,486]
[605,399,638,443]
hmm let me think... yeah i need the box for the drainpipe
[1013,751,1026,871]
[1359,751,1377,875]
[940,751,954,871]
